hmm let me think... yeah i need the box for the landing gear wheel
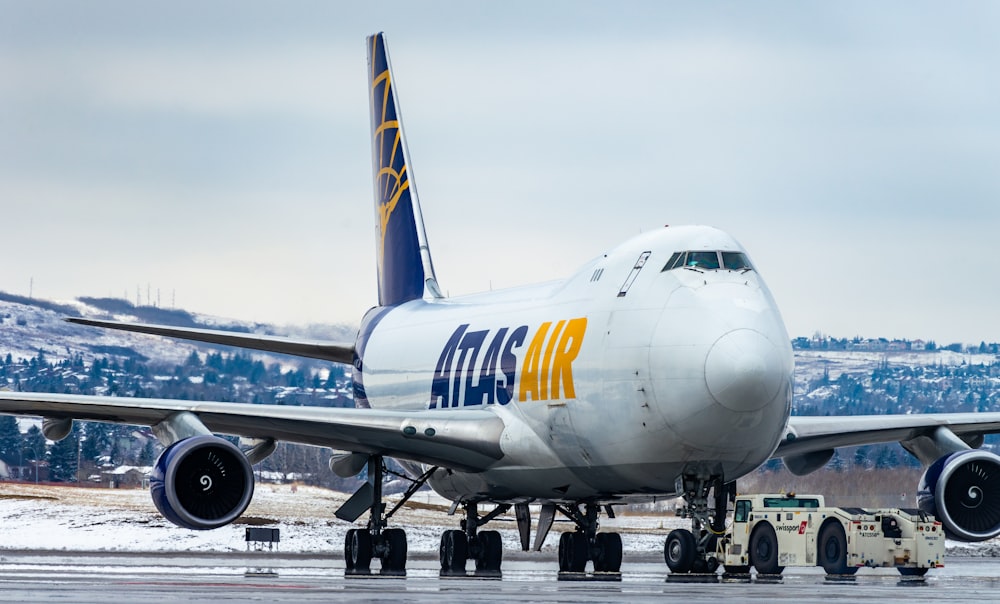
[817,522,855,575]
[593,532,623,573]
[750,523,783,575]
[344,528,356,571]
[347,527,373,572]
[382,527,407,572]
[664,528,696,573]
[558,531,588,573]
[440,529,468,573]
[475,530,503,572]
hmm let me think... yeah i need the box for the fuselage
[354,225,793,503]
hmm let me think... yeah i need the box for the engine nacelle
[918,449,1000,542]
[150,434,255,530]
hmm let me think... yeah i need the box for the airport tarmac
[1,551,998,603]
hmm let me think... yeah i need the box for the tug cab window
[661,251,753,272]
[762,497,820,509]
[734,500,751,523]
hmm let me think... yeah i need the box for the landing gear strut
[341,456,435,576]
[439,501,508,577]
[664,474,732,576]
[554,502,623,579]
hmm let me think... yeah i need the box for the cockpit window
[662,251,754,273]
[663,252,685,271]
[686,251,720,270]
[722,252,752,270]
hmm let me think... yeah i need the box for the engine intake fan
[151,434,255,530]
[918,449,1000,542]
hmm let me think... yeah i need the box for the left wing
[0,391,504,472]
[66,317,355,365]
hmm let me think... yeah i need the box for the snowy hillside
[0,294,355,368]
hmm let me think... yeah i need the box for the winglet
[367,32,441,306]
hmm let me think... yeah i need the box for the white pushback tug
[666,492,945,577]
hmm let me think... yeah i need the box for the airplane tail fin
[367,32,441,306]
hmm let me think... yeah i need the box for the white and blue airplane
[3,32,1000,578]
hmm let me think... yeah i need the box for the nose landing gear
[665,474,733,581]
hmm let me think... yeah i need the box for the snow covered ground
[2,482,999,558]
[0,483,686,554]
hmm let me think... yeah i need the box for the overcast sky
[2,1,998,344]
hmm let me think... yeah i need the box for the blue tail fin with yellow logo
[367,32,440,307]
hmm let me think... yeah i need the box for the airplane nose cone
[704,329,784,412]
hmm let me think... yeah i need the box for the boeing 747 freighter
[2,33,1000,578]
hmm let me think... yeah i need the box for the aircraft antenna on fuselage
[366,32,443,306]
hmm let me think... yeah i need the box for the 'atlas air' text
[429,318,587,408]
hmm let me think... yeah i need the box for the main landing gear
[439,502,508,577]
[338,456,435,576]
[664,474,734,579]
[553,503,623,580]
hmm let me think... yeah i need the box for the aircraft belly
[429,460,756,502]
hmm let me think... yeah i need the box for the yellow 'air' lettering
[518,322,551,402]
[539,320,565,401]
[550,318,587,399]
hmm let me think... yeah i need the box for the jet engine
[917,449,1000,542]
[150,434,255,530]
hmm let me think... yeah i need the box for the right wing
[0,391,504,472]
[67,317,355,365]
[778,413,1000,458]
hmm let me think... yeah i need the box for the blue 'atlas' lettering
[431,324,530,408]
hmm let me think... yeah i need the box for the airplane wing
[778,412,1000,458]
[0,391,504,472]
[66,317,355,365]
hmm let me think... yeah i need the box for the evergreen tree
[22,425,46,481]
[138,439,156,465]
[80,422,111,464]
[185,350,202,367]
[48,422,80,482]
[0,415,21,462]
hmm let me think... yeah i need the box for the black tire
[439,529,468,572]
[749,523,783,575]
[898,567,929,577]
[723,564,751,575]
[664,529,696,573]
[558,532,588,573]
[349,528,373,571]
[382,527,407,572]
[594,532,623,573]
[344,528,356,571]
[475,530,503,572]
[817,522,856,575]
